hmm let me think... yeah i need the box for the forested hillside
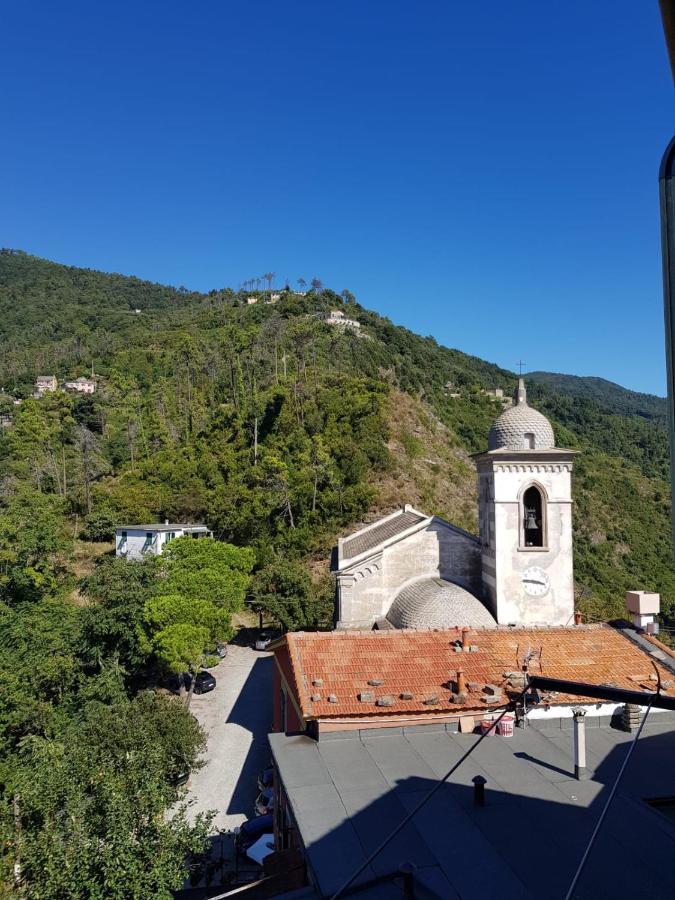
[526,370,667,424]
[0,249,673,619]
[1,249,674,895]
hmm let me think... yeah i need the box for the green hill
[0,249,673,624]
[526,370,666,423]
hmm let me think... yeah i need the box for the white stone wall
[336,520,481,629]
[116,529,174,561]
[488,461,575,626]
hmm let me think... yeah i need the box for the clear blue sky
[1,1,672,394]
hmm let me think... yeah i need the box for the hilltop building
[64,376,96,394]
[115,522,212,560]
[315,309,361,331]
[246,296,258,305]
[335,379,576,630]
[35,375,57,394]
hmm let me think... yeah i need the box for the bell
[525,509,538,530]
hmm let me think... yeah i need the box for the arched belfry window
[522,485,545,548]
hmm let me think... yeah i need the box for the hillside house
[0,414,12,428]
[315,309,361,331]
[115,522,212,560]
[35,375,57,394]
[246,296,258,305]
[64,376,96,394]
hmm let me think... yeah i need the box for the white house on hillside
[315,309,360,331]
[64,376,96,394]
[35,375,58,394]
[116,522,213,560]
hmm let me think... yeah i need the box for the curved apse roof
[386,577,496,630]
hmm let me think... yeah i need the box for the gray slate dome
[386,577,496,630]
[488,379,555,451]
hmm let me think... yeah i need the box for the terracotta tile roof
[340,509,426,560]
[280,625,675,720]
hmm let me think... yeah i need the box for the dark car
[193,670,216,694]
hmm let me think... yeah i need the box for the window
[522,485,545,548]
[524,432,535,449]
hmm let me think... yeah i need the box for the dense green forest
[1,249,674,896]
[526,370,667,424]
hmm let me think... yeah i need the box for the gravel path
[185,642,273,831]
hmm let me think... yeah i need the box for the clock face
[522,566,550,597]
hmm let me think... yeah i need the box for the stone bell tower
[474,379,577,626]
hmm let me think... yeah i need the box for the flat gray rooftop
[270,718,675,899]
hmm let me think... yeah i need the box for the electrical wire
[329,686,529,900]
[563,687,658,900]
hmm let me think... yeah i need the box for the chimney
[461,628,470,650]
[574,611,583,626]
[456,669,466,695]
[626,591,660,633]
[165,518,169,525]
[572,707,589,780]
[472,775,487,806]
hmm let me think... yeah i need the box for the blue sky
[1,1,672,394]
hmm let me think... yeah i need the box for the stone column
[572,707,589,780]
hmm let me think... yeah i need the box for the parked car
[257,766,273,792]
[171,768,190,787]
[193,670,216,694]
[215,642,229,658]
[235,814,273,853]
[254,787,274,817]
[255,631,279,651]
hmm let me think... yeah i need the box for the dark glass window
[523,486,544,547]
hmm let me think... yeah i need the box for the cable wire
[563,689,658,900]
[329,688,528,900]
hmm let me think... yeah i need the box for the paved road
[185,642,273,831]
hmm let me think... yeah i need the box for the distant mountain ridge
[526,370,666,424]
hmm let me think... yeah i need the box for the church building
[334,379,577,629]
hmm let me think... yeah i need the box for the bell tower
[474,379,577,626]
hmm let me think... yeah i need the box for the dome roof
[488,379,555,451]
[386,577,496,630]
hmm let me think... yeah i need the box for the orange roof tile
[279,625,675,720]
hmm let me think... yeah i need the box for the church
[333,379,577,630]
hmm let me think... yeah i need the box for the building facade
[64,376,96,394]
[334,379,576,629]
[115,522,212,560]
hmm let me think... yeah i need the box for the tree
[2,694,211,898]
[263,272,275,293]
[250,557,334,631]
[0,490,68,604]
[152,622,210,705]
[310,277,323,292]
[297,277,306,291]
[160,537,254,612]
[81,504,117,541]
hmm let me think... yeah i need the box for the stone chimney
[626,591,660,633]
